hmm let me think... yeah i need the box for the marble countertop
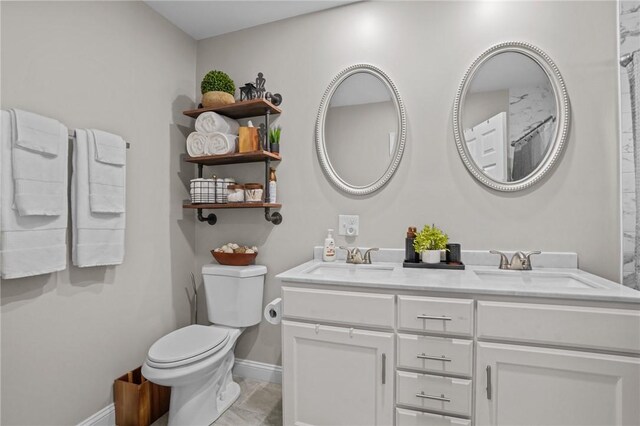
[276,249,640,304]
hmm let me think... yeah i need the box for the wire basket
[190,179,216,203]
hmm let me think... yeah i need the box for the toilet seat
[147,325,230,369]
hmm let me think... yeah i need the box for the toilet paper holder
[264,298,282,325]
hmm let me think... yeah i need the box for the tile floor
[151,377,282,426]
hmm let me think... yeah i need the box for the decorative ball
[201,70,235,95]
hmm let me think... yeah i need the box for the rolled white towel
[195,112,239,135]
[186,132,208,157]
[205,132,238,156]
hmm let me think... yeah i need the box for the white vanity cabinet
[476,342,640,425]
[475,301,640,426]
[281,287,396,426]
[280,279,640,426]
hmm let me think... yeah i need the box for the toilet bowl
[142,264,267,426]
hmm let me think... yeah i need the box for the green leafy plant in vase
[269,126,281,153]
[413,224,449,264]
[201,70,236,108]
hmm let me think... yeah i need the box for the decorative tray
[403,261,465,270]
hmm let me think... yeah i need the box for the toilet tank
[202,264,267,327]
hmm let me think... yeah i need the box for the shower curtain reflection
[623,51,639,289]
[511,118,555,181]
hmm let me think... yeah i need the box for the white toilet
[142,264,267,426]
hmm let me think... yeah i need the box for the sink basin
[474,270,605,289]
[303,263,395,278]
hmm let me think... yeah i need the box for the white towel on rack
[186,132,208,157]
[88,129,126,213]
[205,132,237,155]
[10,109,67,216]
[0,110,67,279]
[72,129,125,267]
[195,111,239,135]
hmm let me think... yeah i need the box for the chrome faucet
[490,250,541,270]
[339,247,379,264]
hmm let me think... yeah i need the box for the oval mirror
[316,64,406,195]
[453,42,570,191]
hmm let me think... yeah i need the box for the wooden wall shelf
[183,99,281,119]
[182,98,283,226]
[183,203,281,210]
[185,151,281,166]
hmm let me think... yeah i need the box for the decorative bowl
[211,251,257,266]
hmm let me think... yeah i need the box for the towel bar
[68,129,130,149]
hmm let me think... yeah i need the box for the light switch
[338,215,359,236]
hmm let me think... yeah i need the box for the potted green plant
[269,126,281,153]
[413,224,448,264]
[201,70,236,108]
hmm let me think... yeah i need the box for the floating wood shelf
[184,151,281,166]
[183,99,281,119]
[182,98,283,225]
[183,202,282,210]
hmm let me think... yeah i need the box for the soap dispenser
[405,226,419,263]
[323,229,336,262]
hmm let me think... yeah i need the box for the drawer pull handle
[416,391,451,402]
[381,353,386,385]
[417,314,452,321]
[486,365,492,400]
[417,353,452,362]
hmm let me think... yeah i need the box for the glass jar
[227,184,245,203]
[244,183,264,203]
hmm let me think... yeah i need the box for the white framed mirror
[316,64,406,195]
[453,42,570,191]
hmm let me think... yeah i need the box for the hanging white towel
[0,110,67,279]
[186,132,208,157]
[72,129,125,267]
[205,132,237,155]
[10,109,67,216]
[88,129,126,213]
[195,111,239,135]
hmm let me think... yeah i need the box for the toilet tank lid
[202,264,267,278]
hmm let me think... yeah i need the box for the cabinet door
[282,320,394,426]
[476,342,640,426]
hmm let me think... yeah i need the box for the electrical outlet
[338,215,359,236]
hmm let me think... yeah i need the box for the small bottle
[405,226,418,263]
[323,229,336,262]
[269,168,277,203]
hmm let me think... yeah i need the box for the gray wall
[0,2,197,424]
[462,89,509,130]
[326,101,397,186]
[195,1,621,367]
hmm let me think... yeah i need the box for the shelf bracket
[197,209,217,225]
[264,208,282,225]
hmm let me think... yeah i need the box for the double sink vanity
[299,37,639,426]
[276,249,640,426]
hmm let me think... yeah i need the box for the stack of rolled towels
[187,112,240,157]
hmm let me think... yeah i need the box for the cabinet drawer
[396,371,472,417]
[478,301,640,354]
[398,296,474,336]
[396,408,470,426]
[282,287,395,329]
[397,334,472,376]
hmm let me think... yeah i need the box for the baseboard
[78,359,280,425]
[233,358,282,384]
[77,403,115,426]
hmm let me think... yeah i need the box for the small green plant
[414,224,448,252]
[269,126,282,144]
[201,70,235,95]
